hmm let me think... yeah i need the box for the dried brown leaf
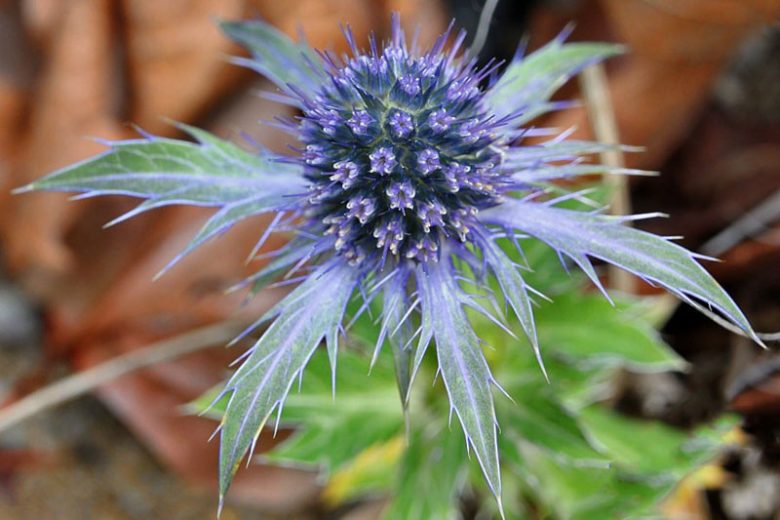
[539,0,780,169]
[4,0,126,282]
[120,0,246,134]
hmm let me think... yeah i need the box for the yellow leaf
[323,436,404,507]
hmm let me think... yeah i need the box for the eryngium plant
[19,15,758,512]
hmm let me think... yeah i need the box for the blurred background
[0,0,778,518]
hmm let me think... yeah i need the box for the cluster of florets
[299,37,507,266]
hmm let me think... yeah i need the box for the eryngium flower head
[299,33,505,265]
[21,14,760,513]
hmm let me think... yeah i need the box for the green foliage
[197,333,403,477]
[534,293,687,371]
[383,423,468,520]
[261,346,403,474]
[194,243,733,519]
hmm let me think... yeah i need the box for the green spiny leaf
[480,236,542,375]
[23,124,301,202]
[218,262,357,505]
[220,19,324,101]
[416,262,503,510]
[577,406,730,476]
[482,201,758,343]
[499,388,609,467]
[486,39,623,121]
[20,125,304,272]
[515,442,668,520]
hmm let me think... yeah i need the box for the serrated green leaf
[383,423,468,520]
[486,39,623,121]
[272,348,398,419]
[542,359,615,412]
[513,410,737,519]
[499,388,609,467]
[514,442,669,520]
[482,201,757,343]
[479,235,541,372]
[24,124,301,202]
[218,262,357,504]
[192,344,404,484]
[262,348,403,474]
[220,19,323,102]
[21,125,305,272]
[417,262,502,506]
[535,292,685,371]
[577,406,726,476]
[268,413,402,474]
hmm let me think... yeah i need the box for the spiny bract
[21,14,759,513]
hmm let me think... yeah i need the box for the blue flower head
[299,25,506,266]
[20,14,760,512]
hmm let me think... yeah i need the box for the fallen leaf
[3,0,127,283]
[120,0,247,134]
[539,0,780,169]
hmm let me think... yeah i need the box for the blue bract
[20,14,759,513]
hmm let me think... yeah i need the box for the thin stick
[0,320,249,433]
[700,189,780,256]
[469,0,499,59]
[579,62,635,294]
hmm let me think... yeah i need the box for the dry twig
[0,320,248,433]
[580,62,634,293]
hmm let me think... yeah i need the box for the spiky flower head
[21,14,760,512]
[300,27,505,266]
